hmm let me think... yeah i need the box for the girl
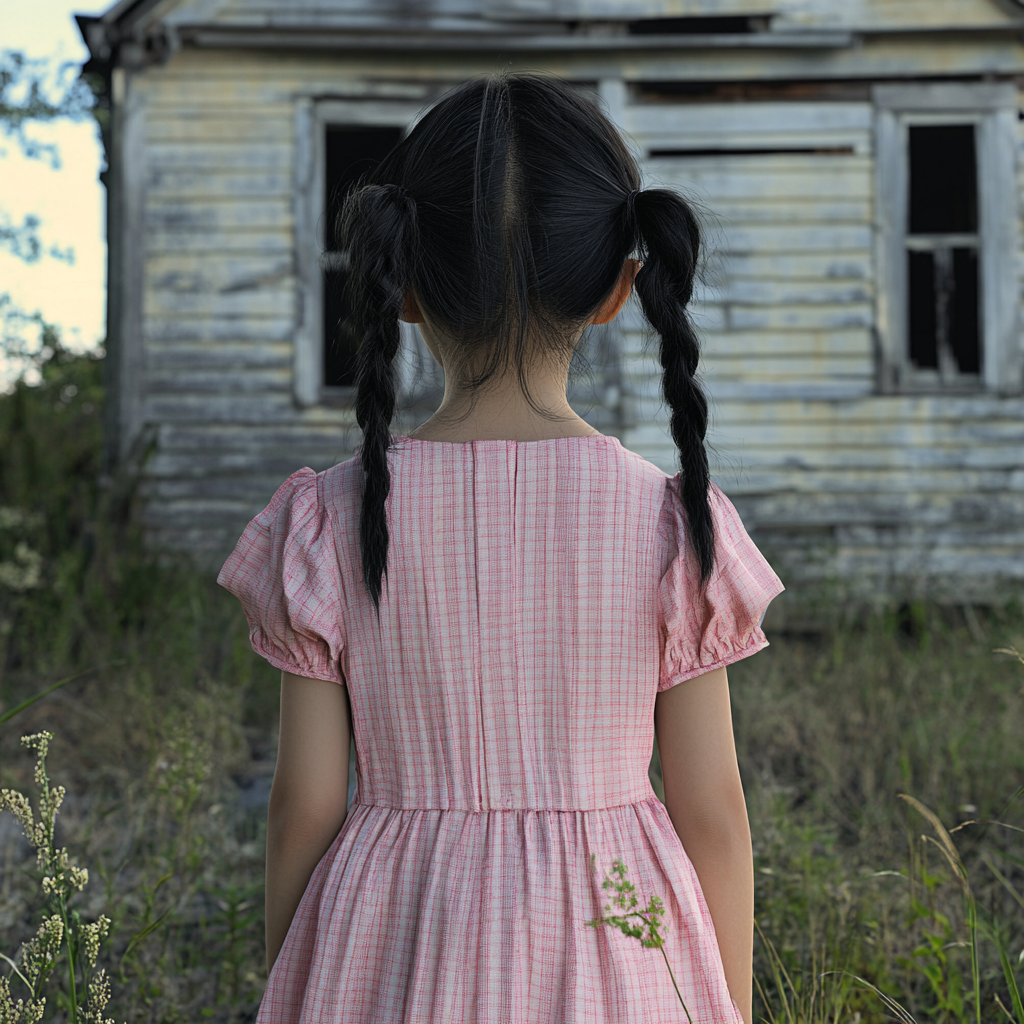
[219,72,784,1024]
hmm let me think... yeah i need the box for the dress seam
[347,795,663,813]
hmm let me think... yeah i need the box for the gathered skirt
[257,795,744,1024]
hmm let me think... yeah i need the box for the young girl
[219,72,784,1024]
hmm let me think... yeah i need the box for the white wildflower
[0,543,43,591]
[0,790,45,850]
[0,507,43,532]
[20,733,51,759]
[0,972,46,1023]
[83,967,115,1024]
[80,916,110,968]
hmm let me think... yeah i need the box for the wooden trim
[292,97,319,407]
[873,82,1018,111]
[101,66,124,472]
[873,105,905,393]
[115,67,147,462]
[978,107,1021,392]
[181,27,854,52]
[905,234,979,250]
[314,100,426,128]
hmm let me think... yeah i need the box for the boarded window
[905,124,980,381]
[322,126,403,389]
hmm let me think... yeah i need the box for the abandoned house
[78,0,1024,602]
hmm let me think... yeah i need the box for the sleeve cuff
[658,633,770,692]
[251,634,346,685]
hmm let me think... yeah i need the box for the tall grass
[0,347,278,1021]
[727,605,1024,1022]
[1,347,1022,1022]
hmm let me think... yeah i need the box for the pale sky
[0,0,111,364]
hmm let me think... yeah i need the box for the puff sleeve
[656,477,784,691]
[217,468,347,684]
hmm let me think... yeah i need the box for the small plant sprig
[586,855,694,1023]
[0,731,123,1024]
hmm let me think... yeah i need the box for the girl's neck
[408,321,600,443]
[406,408,602,444]
[406,380,601,443]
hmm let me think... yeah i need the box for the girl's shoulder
[319,456,364,518]
[319,439,676,517]
[248,460,361,523]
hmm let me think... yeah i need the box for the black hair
[335,71,713,615]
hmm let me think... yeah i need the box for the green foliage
[902,900,966,1019]
[0,50,95,161]
[0,214,73,267]
[0,340,106,663]
[587,856,667,949]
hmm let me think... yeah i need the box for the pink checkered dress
[218,434,784,1024]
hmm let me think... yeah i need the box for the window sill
[888,373,985,396]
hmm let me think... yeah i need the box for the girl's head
[337,71,713,612]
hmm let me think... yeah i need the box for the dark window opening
[323,125,403,389]
[635,79,872,103]
[908,248,980,376]
[649,145,854,157]
[905,123,980,380]
[627,16,764,35]
[908,124,977,234]
[908,251,938,370]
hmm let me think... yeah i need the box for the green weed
[586,855,694,1021]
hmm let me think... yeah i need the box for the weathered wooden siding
[196,0,1017,32]
[779,0,1019,30]
[614,93,1024,599]
[128,32,1024,598]
[141,62,330,555]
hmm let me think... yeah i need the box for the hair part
[335,71,715,614]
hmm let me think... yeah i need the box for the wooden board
[145,198,293,231]
[147,170,293,199]
[147,342,293,371]
[143,229,292,255]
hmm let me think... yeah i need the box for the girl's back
[219,72,783,1024]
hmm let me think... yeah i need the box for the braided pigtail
[627,188,715,586]
[337,183,418,615]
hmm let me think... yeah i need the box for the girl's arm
[654,666,754,1024]
[265,671,352,972]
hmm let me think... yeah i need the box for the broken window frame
[873,83,1021,395]
[905,117,981,386]
[292,96,440,410]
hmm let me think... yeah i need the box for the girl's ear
[401,292,425,324]
[590,258,641,325]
